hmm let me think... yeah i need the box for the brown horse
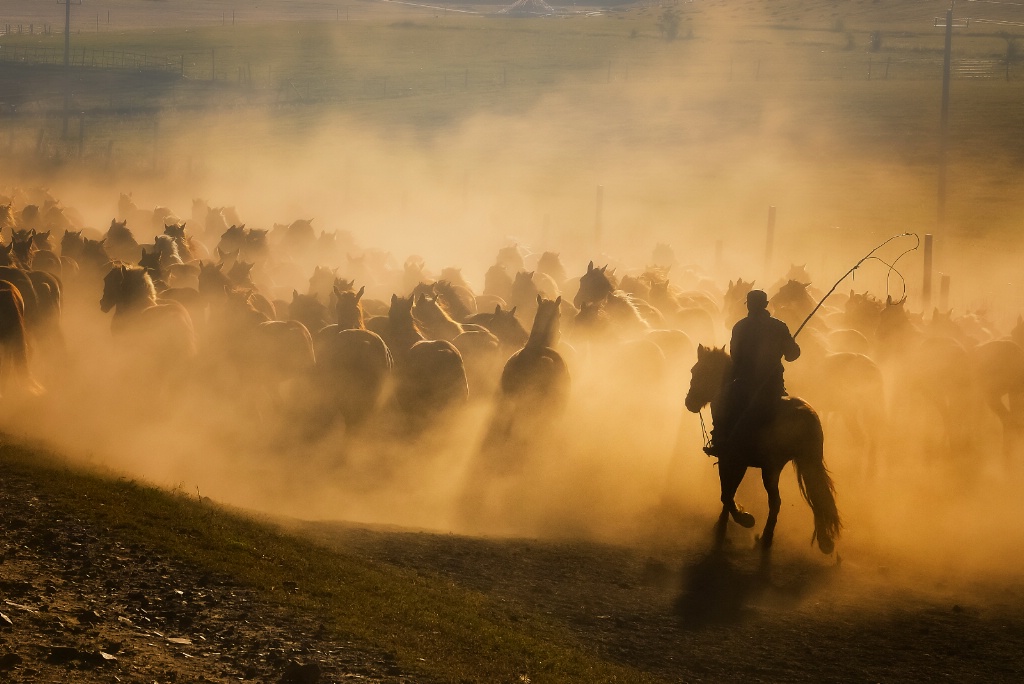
[99,264,197,396]
[499,295,570,408]
[312,285,394,431]
[685,345,840,554]
[0,280,41,397]
[574,261,649,335]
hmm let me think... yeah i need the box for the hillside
[3,439,1024,682]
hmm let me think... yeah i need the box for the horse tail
[793,417,841,554]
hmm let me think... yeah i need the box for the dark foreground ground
[3,451,1024,682]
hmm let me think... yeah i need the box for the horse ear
[555,296,562,307]
[587,261,594,273]
[729,280,734,288]
[697,344,706,358]
[509,306,517,316]
[886,295,893,305]
[494,304,501,315]
[600,264,608,273]
[356,286,365,301]
[292,289,299,300]
[536,294,543,305]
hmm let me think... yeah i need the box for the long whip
[696,232,921,455]
[791,232,920,340]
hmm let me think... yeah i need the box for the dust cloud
[3,2,1024,606]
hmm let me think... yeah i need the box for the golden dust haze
[3,0,1024,599]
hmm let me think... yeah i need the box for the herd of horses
[2,186,1022,555]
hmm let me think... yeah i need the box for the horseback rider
[704,289,800,456]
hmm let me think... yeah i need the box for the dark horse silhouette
[684,345,840,554]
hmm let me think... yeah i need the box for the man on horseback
[704,289,801,457]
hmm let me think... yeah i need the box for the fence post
[763,205,776,280]
[922,233,934,310]
[939,273,950,311]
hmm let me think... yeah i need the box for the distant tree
[657,8,681,42]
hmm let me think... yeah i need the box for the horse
[536,251,569,292]
[723,278,755,330]
[413,293,464,342]
[313,286,394,432]
[432,279,477,321]
[104,219,142,264]
[770,280,818,334]
[574,261,650,335]
[971,339,1024,459]
[499,295,570,408]
[99,264,198,397]
[684,345,841,554]
[465,304,529,352]
[0,279,42,397]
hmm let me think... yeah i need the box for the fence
[0,45,178,74]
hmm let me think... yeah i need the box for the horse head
[100,264,130,313]
[684,344,731,413]
[335,285,366,330]
[573,261,614,309]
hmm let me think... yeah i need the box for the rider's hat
[746,289,769,310]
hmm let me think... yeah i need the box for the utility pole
[59,0,82,138]
[934,1,967,232]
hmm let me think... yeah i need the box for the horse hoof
[819,538,835,555]
[735,511,756,528]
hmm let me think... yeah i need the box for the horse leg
[759,467,783,552]
[717,460,753,537]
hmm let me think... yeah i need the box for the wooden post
[922,233,934,310]
[939,273,950,311]
[594,185,604,248]
[763,205,776,280]
[938,5,953,230]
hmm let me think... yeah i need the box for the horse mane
[527,295,562,348]
[153,235,183,264]
[413,293,463,340]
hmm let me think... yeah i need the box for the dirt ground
[0,462,421,684]
[300,515,1024,682]
[4,451,1024,682]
